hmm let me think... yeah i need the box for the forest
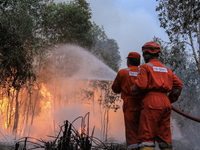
[0,0,200,149]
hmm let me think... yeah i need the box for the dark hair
[143,51,159,57]
[128,58,140,66]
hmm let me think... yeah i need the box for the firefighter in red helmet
[112,52,143,150]
[130,41,183,150]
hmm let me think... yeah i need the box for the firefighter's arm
[168,73,183,103]
[130,65,148,95]
[112,72,122,93]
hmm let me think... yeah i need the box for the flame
[40,83,52,110]
[40,83,52,99]
[0,83,55,136]
[0,91,15,130]
[40,83,54,124]
[78,127,82,135]
[0,81,125,142]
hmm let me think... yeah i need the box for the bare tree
[156,0,200,74]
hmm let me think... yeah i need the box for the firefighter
[112,52,142,150]
[130,41,183,150]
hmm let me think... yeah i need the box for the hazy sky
[55,0,169,69]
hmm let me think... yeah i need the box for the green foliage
[0,23,35,89]
[0,0,121,78]
[90,23,121,72]
[0,0,95,51]
[154,37,187,72]
[95,39,121,72]
[42,0,94,49]
[0,0,51,54]
[0,0,121,88]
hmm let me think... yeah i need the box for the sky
[85,0,169,69]
[55,0,169,69]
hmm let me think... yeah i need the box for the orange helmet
[142,41,161,54]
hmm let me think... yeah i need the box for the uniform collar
[148,58,159,63]
[128,65,138,68]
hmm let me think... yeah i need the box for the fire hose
[172,106,200,122]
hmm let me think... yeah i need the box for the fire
[78,127,82,135]
[0,80,125,143]
[0,83,55,137]
[4,122,8,129]
[0,92,15,130]
[40,83,52,99]
[40,83,52,110]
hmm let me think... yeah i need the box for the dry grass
[0,113,127,150]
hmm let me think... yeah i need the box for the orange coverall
[131,59,183,148]
[112,65,142,150]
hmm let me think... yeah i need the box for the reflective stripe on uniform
[138,68,141,74]
[158,142,172,148]
[146,63,168,73]
[138,142,155,148]
[146,63,153,66]
[127,144,138,149]
[171,88,181,95]
[133,85,141,94]
[125,68,130,71]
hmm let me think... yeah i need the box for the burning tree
[0,0,122,144]
[0,23,36,133]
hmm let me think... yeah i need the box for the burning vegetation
[0,79,125,150]
[0,113,127,150]
[0,45,124,149]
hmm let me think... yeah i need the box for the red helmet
[126,52,141,60]
[142,41,161,54]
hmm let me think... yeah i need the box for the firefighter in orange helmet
[130,41,183,150]
[112,52,143,150]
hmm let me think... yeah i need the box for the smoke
[171,119,183,140]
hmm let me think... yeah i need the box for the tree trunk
[198,21,200,74]
[21,90,29,130]
[8,90,15,131]
[104,107,109,142]
[6,90,11,130]
[189,29,200,75]
[26,87,33,126]
[30,89,39,125]
[13,88,20,134]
